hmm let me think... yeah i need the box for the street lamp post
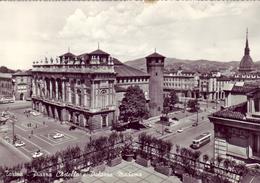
[195,101,200,126]
[7,111,16,144]
[206,95,208,108]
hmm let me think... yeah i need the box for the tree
[216,155,223,175]
[203,154,209,169]
[192,150,201,176]
[119,85,149,123]
[187,99,199,112]
[163,90,179,114]
[163,97,171,115]
[223,158,231,179]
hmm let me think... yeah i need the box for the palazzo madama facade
[31,49,116,130]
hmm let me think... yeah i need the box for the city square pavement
[0,100,218,167]
[0,103,112,167]
[66,160,182,183]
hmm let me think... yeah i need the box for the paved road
[0,100,219,168]
[0,106,110,167]
[136,101,218,159]
[0,101,31,110]
[0,139,30,167]
[163,119,214,157]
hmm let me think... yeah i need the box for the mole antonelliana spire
[238,28,254,73]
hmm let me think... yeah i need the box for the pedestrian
[35,124,37,128]
[43,121,45,125]
[31,130,33,135]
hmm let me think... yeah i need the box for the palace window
[102,115,107,127]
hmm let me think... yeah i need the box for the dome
[238,55,254,72]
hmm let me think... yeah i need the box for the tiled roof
[212,101,260,124]
[59,52,76,58]
[12,70,31,76]
[0,73,12,79]
[114,59,149,77]
[77,53,89,61]
[213,102,247,120]
[89,49,109,55]
[146,52,165,58]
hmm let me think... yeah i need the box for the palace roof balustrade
[32,64,115,74]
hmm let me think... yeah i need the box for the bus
[191,132,211,149]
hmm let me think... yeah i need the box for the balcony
[89,106,116,113]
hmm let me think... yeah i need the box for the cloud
[1,1,260,70]
[58,1,258,61]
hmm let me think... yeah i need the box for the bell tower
[146,50,165,117]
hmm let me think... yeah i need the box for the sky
[1,1,260,70]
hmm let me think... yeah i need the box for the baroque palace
[31,49,151,130]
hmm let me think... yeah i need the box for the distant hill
[0,66,15,73]
[125,58,260,73]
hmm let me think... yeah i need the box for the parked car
[53,133,64,139]
[144,123,152,128]
[69,126,76,130]
[165,128,173,133]
[30,111,41,116]
[192,123,198,127]
[32,150,43,158]
[177,128,183,133]
[14,141,25,147]
[171,117,179,121]
[113,124,126,132]
[166,122,174,127]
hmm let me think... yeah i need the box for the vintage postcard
[0,1,260,183]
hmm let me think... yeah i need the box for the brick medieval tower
[146,51,165,117]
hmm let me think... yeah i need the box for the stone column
[61,108,67,121]
[54,107,59,120]
[66,82,71,103]
[49,80,53,99]
[248,134,253,158]
[39,79,42,97]
[75,88,79,106]
[251,98,255,113]
[62,80,65,102]
[44,79,47,98]
[83,88,87,106]
[81,86,85,107]
[32,78,36,96]
[35,78,38,96]
[55,80,58,100]
[112,82,115,105]
[32,101,35,110]
[91,81,95,108]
